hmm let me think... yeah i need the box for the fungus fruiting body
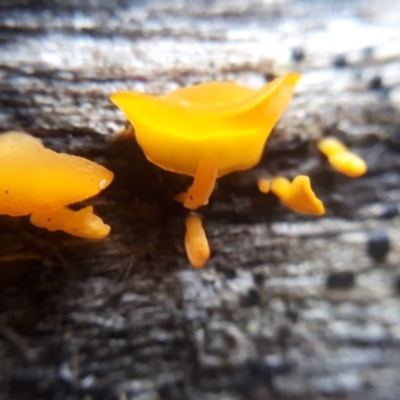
[30,206,111,239]
[111,72,300,209]
[270,175,325,216]
[184,214,210,268]
[257,178,271,194]
[0,131,113,238]
[175,159,218,209]
[111,73,302,268]
[317,136,367,177]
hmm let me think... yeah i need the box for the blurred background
[1,0,399,134]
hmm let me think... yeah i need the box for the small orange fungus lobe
[0,131,114,238]
[257,178,271,194]
[111,73,300,209]
[184,214,210,268]
[30,206,111,239]
[271,175,325,216]
[317,136,367,178]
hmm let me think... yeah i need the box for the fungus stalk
[175,159,218,210]
[184,214,210,268]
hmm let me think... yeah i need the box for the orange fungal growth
[184,214,210,268]
[0,131,114,238]
[30,206,111,239]
[257,178,271,194]
[271,175,325,216]
[317,136,367,177]
[111,73,300,209]
[175,159,218,210]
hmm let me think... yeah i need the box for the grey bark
[1,1,400,399]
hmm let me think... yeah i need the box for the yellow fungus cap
[271,175,325,216]
[317,136,367,178]
[110,73,300,178]
[0,131,114,216]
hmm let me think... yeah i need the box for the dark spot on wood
[367,230,390,261]
[246,359,272,379]
[286,309,298,323]
[333,54,347,68]
[326,271,355,289]
[388,125,400,149]
[276,324,291,346]
[395,275,400,293]
[291,47,305,62]
[254,272,264,285]
[265,356,293,375]
[264,72,276,83]
[379,202,399,219]
[243,288,260,306]
[224,269,237,279]
[369,75,383,90]
[158,381,185,398]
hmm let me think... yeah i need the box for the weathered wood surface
[1,1,400,399]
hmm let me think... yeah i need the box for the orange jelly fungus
[0,131,114,239]
[30,206,110,239]
[111,73,300,209]
[257,178,271,194]
[175,159,218,210]
[317,136,367,178]
[184,214,210,268]
[270,175,325,216]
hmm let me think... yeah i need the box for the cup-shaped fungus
[0,131,114,239]
[317,136,367,178]
[111,73,300,209]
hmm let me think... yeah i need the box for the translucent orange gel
[271,175,325,216]
[0,131,114,238]
[184,214,210,268]
[317,137,367,178]
[111,73,300,209]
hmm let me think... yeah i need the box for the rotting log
[1,1,400,399]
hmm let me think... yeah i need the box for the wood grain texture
[1,1,400,399]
